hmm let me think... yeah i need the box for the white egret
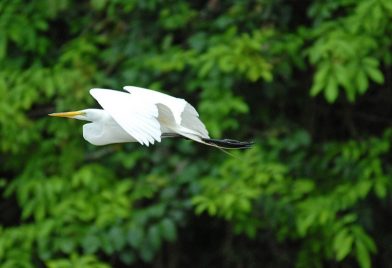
[49,86,252,149]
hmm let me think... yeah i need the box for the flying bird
[49,86,253,149]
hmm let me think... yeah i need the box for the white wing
[123,86,209,138]
[90,88,162,146]
[123,86,185,123]
[180,103,209,138]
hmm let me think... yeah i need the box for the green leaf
[335,64,351,91]
[160,218,177,242]
[127,226,144,248]
[356,69,369,93]
[324,76,339,103]
[311,63,330,96]
[365,66,384,84]
[109,226,126,250]
[352,226,377,253]
[334,229,353,260]
[82,235,100,254]
[147,225,161,251]
[356,240,371,268]
[374,176,387,198]
[140,242,154,263]
[91,0,107,10]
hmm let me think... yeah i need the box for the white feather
[90,88,162,146]
[123,86,209,138]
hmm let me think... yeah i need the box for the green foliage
[308,0,391,102]
[1,0,391,267]
[46,254,110,268]
[193,130,391,267]
[193,147,288,238]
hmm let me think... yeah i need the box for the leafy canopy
[0,0,391,267]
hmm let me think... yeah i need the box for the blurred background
[0,0,391,267]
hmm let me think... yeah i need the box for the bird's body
[81,110,136,145]
[50,86,252,149]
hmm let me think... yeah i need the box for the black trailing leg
[201,138,254,149]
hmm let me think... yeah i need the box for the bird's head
[49,109,104,122]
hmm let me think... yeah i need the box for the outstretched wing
[90,88,162,146]
[123,86,185,123]
[180,103,209,138]
[123,86,209,138]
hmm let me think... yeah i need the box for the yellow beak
[48,111,85,118]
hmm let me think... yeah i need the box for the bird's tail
[201,138,254,149]
[169,125,254,150]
